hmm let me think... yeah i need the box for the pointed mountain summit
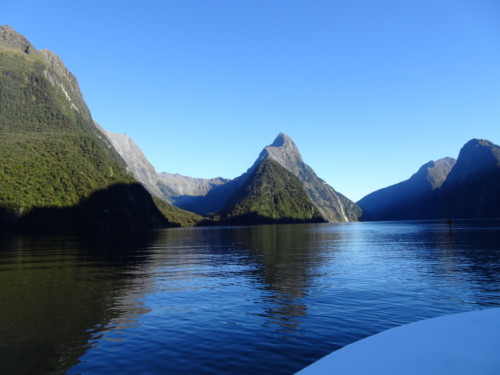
[357,157,456,220]
[172,133,362,222]
[254,133,305,175]
[438,139,500,218]
[253,133,362,222]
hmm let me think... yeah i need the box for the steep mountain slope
[357,157,456,220]
[175,133,362,222]
[158,173,228,198]
[254,133,362,222]
[219,160,325,224]
[102,129,228,204]
[0,25,192,231]
[100,129,174,199]
[438,139,500,218]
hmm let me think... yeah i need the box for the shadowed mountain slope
[438,139,500,218]
[0,25,195,231]
[357,157,456,220]
[358,138,500,221]
[174,133,362,222]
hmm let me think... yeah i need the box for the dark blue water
[1,220,499,374]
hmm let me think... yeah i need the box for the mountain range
[105,129,362,224]
[1,25,500,232]
[357,139,500,220]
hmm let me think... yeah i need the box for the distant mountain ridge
[163,133,362,222]
[358,138,500,220]
[102,129,228,203]
[358,157,456,220]
[4,25,497,229]
[108,130,362,223]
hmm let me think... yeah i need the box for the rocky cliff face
[37,49,91,118]
[254,133,362,222]
[158,173,228,197]
[175,133,362,222]
[101,129,171,199]
[438,139,500,218]
[357,157,456,220]
[0,25,34,54]
[102,129,228,204]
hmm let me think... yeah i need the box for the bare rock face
[171,133,362,221]
[102,130,228,204]
[101,130,167,198]
[255,133,305,176]
[254,133,362,222]
[37,49,90,117]
[0,25,34,54]
[158,173,228,197]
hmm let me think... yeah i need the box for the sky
[4,0,500,201]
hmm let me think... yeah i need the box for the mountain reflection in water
[1,221,499,375]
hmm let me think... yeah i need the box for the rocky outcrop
[174,133,362,222]
[254,133,362,222]
[0,25,35,55]
[357,157,456,220]
[37,49,91,117]
[158,173,228,197]
[102,130,228,204]
[101,130,169,199]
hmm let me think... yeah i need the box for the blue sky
[4,0,500,201]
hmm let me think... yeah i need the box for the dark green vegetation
[171,133,362,223]
[218,160,325,225]
[0,27,199,232]
[0,230,162,374]
[153,196,204,227]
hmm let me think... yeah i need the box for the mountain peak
[0,25,35,55]
[462,138,494,150]
[271,132,292,147]
[260,133,303,167]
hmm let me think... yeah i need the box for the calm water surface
[1,220,499,374]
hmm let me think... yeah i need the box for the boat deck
[296,308,500,375]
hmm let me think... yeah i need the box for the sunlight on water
[1,220,499,374]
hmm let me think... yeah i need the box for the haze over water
[1,220,499,374]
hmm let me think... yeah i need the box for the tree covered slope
[219,160,326,225]
[0,25,198,231]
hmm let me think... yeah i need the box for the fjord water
[1,221,499,374]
